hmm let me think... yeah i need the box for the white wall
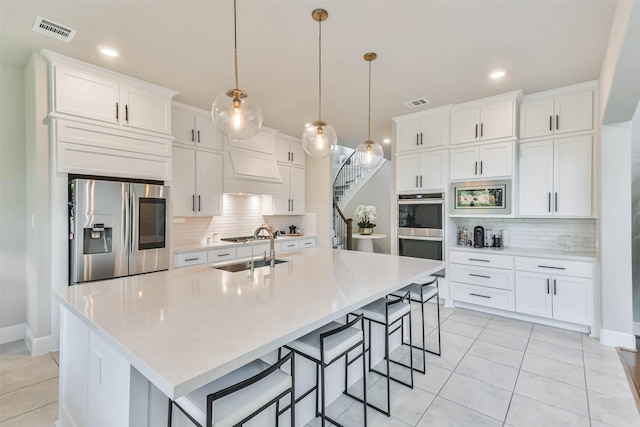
[632,101,640,332]
[0,62,27,340]
[343,161,392,254]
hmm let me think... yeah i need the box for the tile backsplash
[452,218,597,252]
[173,194,316,245]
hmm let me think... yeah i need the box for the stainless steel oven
[397,193,444,262]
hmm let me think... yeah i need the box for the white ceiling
[0,0,617,155]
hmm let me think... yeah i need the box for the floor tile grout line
[501,313,532,425]
[0,374,59,398]
[581,336,595,427]
[0,399,59,424]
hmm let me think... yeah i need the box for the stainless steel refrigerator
[69,178,170,285]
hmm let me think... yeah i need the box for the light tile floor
[0,305,638,427]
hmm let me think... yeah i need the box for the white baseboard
[0,323,25,344]
[600,328,636,349]
[24,325,55,356]
[634,322,640,337]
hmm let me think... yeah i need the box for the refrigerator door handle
[129,192,135,255]
[124,191,130,256]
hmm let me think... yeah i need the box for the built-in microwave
[450,179,512,215]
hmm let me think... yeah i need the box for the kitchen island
[54,248,443,427]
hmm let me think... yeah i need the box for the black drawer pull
[470,293,491,299]
[537,265,566,270]
[217,253,230,257]
[469,273,491,279]
[468,258,490,262]
[184,257,200,262]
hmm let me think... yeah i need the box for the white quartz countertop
[173,234,315,254]
[53,248,443,399]
[449,245,598,261]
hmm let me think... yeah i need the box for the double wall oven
[397,192,444,262]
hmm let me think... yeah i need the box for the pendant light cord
[318,16,322,122]
[233,0,239,90]
[367,59,372,141]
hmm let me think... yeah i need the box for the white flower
[354,204,376,227]
[354,205,366,222]
[365,205,377,221]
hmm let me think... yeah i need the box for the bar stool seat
[285,315,367,427]
[389,276,441,375]
[352,298,411,324]
[170,354,294,427]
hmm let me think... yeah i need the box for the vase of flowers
[354,205,377,235]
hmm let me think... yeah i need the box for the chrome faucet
[253,225,276,267]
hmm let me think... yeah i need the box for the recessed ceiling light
[100,47,118,57]
[383,138,391,144]
[490,70,505,79]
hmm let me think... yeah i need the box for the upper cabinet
[172,102,222,151]
[518,135,593,217]
[51,61,176,135]
[394,105,450,154]
[396,150,447,192]
[450,91,520,145]
[275,134,305,167]
[519,82,595,140]
[450,141,514,181]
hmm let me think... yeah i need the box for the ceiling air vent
[403,98,429,109]
[32,16,77,43]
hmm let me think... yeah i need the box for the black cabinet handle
[115,102,119,120]
[217,253,230,257]
[475,161,478,175]
[538,265,566,270]
[191,129,195,142]
[192,195,195,212]
[198,195,201,212]
[470,293,491,299]
[547,278,550,294]
[291,152,293,162]
[555,192,558,212]
[197,130,200,143]
[549,116,553,131]
[556,114,559,130]
[420,132,423,145]
[553,279,557,295]
[420,175,423,187]
[416,133,419,146]
[469,273,491,279]
[548,192,551,212]
[291,199,293,212]
[480,123,484,137]
[468,258,490,262]
[125,104,129,123]
[416,176,419,188]
[184,257,200,262]
[475,123,478,138]
[480,161,483,175]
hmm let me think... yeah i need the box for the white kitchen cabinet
[515,257,593,325]
[269,165,305,214]
[172,146,222,216]
[449,141,513,180]
[172,103,222,151]
[450,95,517,145]
[519,135,592,217]
[53,63,174,134]
[396,150,447,192]
[275,135,305,167]
[519,85,594,139]
[174,251,208,268]
[395,106,450,153]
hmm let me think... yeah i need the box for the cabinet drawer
[299,238,316,249]
[515,257,593,278]
[450,264,514,291]
[451,282,515,311]
[449,251,513,269]
[280,240,300,252]
[208,248,236,263]
[236,243,270,259]
[174,251,207,268]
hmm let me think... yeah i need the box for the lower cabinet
[515,257,593,325]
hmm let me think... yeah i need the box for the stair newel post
[346,218,353,250]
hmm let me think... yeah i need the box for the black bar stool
[390,276,442,374]
[168,351,294,427]
[349,292,413,417]
[284,314,367,427]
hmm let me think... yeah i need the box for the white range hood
[223,130,283,195]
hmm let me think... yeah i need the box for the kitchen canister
[501,229,510,247]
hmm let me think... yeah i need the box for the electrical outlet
[92,350,103,385]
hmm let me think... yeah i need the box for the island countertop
[53,248,443,400]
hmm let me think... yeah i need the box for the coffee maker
[473,226,485,248]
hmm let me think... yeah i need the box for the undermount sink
[213,259,288,272]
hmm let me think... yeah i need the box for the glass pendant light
[356,52,384,170]
[212,0,263,141]
[302,8,337,158]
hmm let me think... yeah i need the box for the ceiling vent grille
[32,17,77,43]
[403,98,429,109]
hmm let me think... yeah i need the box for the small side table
[351,233,387,253]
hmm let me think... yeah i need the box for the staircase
[332,147,386,249]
